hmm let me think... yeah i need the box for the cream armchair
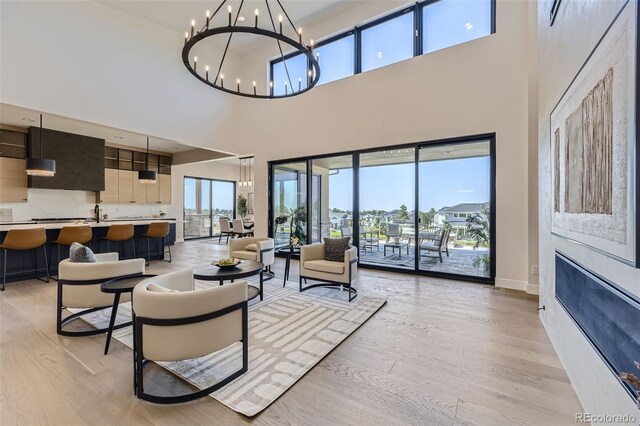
[229,237,275,279]
[57,253,145,336]
[132,270,248,404]
[299,243,358,302]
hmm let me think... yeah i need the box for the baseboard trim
[495,277,528,292]
[527,283,540,295]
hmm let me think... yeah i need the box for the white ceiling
[0,103,216,154]
[98,0,344,50]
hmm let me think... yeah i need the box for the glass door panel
[311,155,353,243]
[212,181,235,237]
[359,148,415,270]
[418,141,491,277]
[272,162,307,247]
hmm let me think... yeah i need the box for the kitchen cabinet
[98,169,119,204]
[98,168,171,204]
[132,172,147,204]
[118,170,135,203]
[158,174,171,204]
[0,157,28,203]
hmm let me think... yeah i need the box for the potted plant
[237,194,248,221]
[466,206,490,272]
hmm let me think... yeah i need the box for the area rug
[71,281,386,416]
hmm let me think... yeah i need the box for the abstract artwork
[551,0,638,267]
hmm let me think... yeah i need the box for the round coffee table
[101,273,156,355]
[193,260,264,301]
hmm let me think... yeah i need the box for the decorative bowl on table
[212,258,241,269]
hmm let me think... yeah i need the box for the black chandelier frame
[181,0,321,100]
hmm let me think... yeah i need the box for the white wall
[537,0,639,417]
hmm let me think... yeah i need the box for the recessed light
[464,22,473,31]
[238,16,246,22]
[114,136,124,140]
[21,117,36,123]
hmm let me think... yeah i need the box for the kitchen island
[0,218,177,283]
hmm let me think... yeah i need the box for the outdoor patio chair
[419,229,450,263]
[385,224,402,243]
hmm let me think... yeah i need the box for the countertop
[0,218,180,232]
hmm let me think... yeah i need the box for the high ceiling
[98,0,344,50]
[0,103,221,154]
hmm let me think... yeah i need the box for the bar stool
[101,224,136,260]
[0,227,49,291]
[49,225,93,281]
[138,222,172,266]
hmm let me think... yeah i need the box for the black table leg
[260,271,264,301]
[283,253,291,286]
[104,292,121,355]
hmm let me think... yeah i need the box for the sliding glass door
[359,148,415,270]
[418,141,492,278]
[310,155,354,243]
[184,177,235,240]
[268,135,495,282]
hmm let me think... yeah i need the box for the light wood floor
[0,240,583,425]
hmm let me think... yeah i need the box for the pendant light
[138,137,157,184]
[26,114,56,177]
[248,157,253,188]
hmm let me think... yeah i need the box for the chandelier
[182,0,321,99]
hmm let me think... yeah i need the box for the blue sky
[330,156,490,212]
[184,179,235,211]
[272,0,492,94]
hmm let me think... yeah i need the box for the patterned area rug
[72,281,386,416]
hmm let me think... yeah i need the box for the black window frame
[268,132,497,286]
[357,5,417,73]
[268,0,496,86]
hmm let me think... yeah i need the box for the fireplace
[555,252,640,401]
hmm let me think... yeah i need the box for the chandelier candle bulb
[206,10,210,29]
[191,19,195,37]
[205,65,209,81]
[237,78,240,92]
[269,80,273,96]
[298,27,302,43]
[279,15,283,34]
[220,74,224,88]
[284,81,288,95]
[193,56,197,72]
[255,9,259,28]
[298,78,301,91]
[185,31,188,44]
[228,5,232,26]
[253,81,257,95]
